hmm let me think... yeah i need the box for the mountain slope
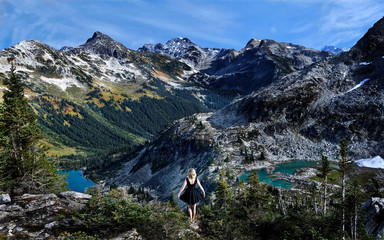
[109,17,384,199]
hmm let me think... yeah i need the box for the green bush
[66,189,189,239]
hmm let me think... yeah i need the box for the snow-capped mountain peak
[165,37,193,45]
[321,45,349,55]
[138,37,222,70]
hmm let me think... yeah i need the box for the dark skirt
[180,187,203,204]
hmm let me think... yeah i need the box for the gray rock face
[0,191,91,239]
[362,197,384,238]
[59,191,92,202]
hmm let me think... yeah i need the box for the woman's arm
[177,179,187,199]
[197,179,205,197]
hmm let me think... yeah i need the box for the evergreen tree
[215,169,232,208]
[246,170,271,223]
[169,189,177,208]
[346,181,361,240]
[237,176,247,203]
[0,64,67,194]
[338,137,349,239]
[128,184,135,194]
[247,170,270,208]
[319,155,331,216]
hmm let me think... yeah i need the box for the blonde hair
[188,168,196,178]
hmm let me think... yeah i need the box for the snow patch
[15,41,36,52]
[359,62,371,65]
[346,78,370,93]
[83,53,144,82]
[68,55,88,66]
[355,156,384,169]
[40,76,84,91]
[165,81,183,88]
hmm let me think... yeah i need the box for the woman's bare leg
[192,204,197,222]
[187,204,193,222]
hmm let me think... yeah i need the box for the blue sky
[0,0,383,51]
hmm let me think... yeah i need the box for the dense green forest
[30,78,235,170]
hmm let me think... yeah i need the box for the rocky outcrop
[363,197,384,239]
[0,191,91,239]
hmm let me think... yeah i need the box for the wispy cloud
[276,0,384,48]
[317,0,384,47]
[119,0,239,47]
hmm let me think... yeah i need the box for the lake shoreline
[59,170,96,193]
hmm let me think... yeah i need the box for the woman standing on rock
[177,168,205,223]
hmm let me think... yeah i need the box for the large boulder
[0,194,11,204]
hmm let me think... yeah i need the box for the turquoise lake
[59,170,95,193]
[239,160,320,188]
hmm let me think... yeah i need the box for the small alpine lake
[238,160,322,188]
[59,170,95,193]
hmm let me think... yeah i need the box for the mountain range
[0,31,330,169]
[109,17,384,199]
[1,17,382,200]
[139,37,333,94]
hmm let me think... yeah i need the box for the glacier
[355,156,384,169]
